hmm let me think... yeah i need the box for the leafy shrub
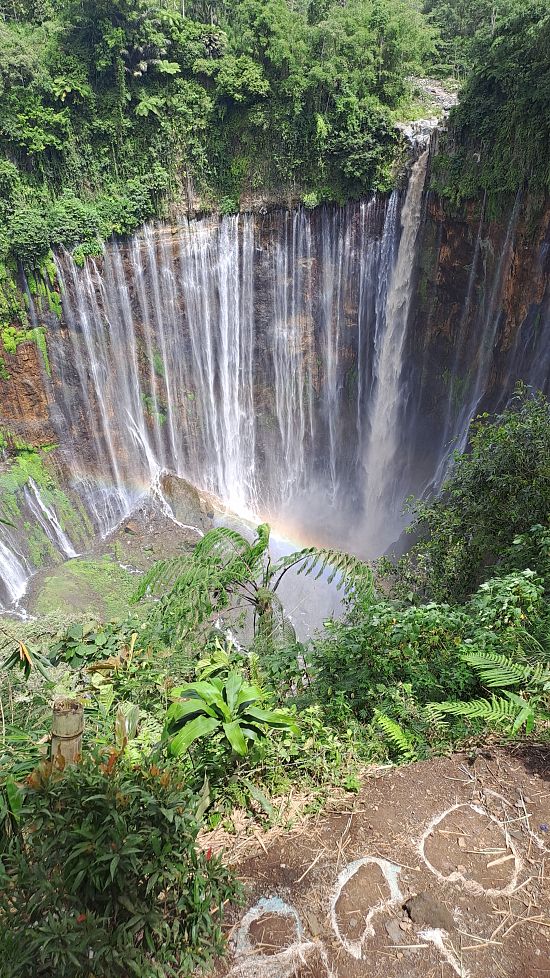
[0,757,241,977]
[311,600,477,722]
[426,649,550,735]
[7,205,50,267]
[49,620,129,669]
[387,388,550,602]
[47,192,100,249]
[436,1,550,201]
[166,666,298,760]
[0,161,20,219]
[469,569,545,632]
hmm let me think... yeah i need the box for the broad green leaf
[124,704,140,740]
[177,681,229,716]
[166,699,215,731]
[512,704,533,734]
[222,720,248,756]
[245,706,299,733]
[225,670,242,713]
[156,60,180,75]
[170,716,220,756]
[195,776,211,820]
[235,683,263,709]
[6,776,23,822]
[98,683,115,715]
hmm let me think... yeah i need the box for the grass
[33,556,138,620]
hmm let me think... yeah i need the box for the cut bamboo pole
[51,698,83,767]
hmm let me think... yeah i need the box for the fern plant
[426,648,550,734]
[134,522,374,649]
[373,710,418,761]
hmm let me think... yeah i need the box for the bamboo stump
[51,698,84,767]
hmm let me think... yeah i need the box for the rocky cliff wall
[0,187,548,609]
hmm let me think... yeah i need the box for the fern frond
[461,649,534,688]
[273,546,374,601]
[132,554,194,600]
[374,711,416,760]
[426,695,518,725]
[193,526,252,564]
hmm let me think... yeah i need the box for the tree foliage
[134,521,374,650]
[432,0,550,201]
[386,388,550,603]
[0,0,437,268]
[0,757,241,977]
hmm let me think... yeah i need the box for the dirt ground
[214,747,550,978]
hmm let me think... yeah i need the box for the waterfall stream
[47,195,406,556]
[1,159,549,611]
[363,150,429,552]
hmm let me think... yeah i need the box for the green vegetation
[134,520,373,650]
[35,557,136,619]
[424,0,521,79]
[0,0,438,276]
[431,0,550,203]
[166,661,299,759]
[0,439,92,559]
[1,390,549,973]
[0,758,241,977]
[384,387,550,602]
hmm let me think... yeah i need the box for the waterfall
[1,163,548,610]
[25,479,78,558]
[48,198,403,554]
[362,151,430,552]
[430,189,524,491]
[0,538,29,607]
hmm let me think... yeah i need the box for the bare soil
[214,746,550,978]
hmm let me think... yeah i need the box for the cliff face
[0,334,55,446]
[397,190,550,496]
[0,187,548,607]
[0,188,550,500]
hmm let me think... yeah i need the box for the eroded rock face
[159,472,215,531]
[0,337,55,446]
[396,190,550,497]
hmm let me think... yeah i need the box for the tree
[424,0,520,78]
[452,0,550,195]
[386,388,550,603]
[133,522,374,650]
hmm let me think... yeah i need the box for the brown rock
[404,893,455,932]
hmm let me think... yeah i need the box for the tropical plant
[373,710,418,761]
[1,633,51,680]
[165,662,299,759]
[0,756,241,977]
[433,0,550,201]
[134,521,374,650]
[49,620,139,670]
[386,388,550,602]
[426,648,550,734]
[310,599,477,722]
